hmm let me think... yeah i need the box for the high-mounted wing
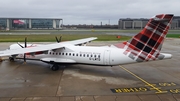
[0,37,97,57]
[63,37,97,45]
[0,43,64,57]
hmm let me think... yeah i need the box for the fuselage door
[103,50,111,65]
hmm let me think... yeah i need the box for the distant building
[63,24,118,29]
[0,18,63,30]
[118,16,180,29]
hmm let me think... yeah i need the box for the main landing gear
[51,64,59,71]
[9,57,15,62]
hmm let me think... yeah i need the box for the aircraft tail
[114,14,174,62]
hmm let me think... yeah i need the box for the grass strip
[0,34,130,42]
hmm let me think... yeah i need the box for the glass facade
[0,18,62,30]
[31,19,53,28]
[11,19,29,29]
[0,19,7,29]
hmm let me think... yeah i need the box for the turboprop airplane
[0,14,174,71]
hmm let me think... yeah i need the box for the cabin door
[103,50,111,65]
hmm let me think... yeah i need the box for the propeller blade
[24,37,27,63]
[25,37,27,48]
[17,42,24,48]
[59,36,62,42]
[55,36,59,43]
[24,53,26,63]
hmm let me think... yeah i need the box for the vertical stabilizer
[115,14,174,62]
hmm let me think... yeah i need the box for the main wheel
[9,57,15,62]
[51,64,59,71]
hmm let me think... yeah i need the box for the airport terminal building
[118,16,180,29]
[0,18,63,30]
[1,16,180,30]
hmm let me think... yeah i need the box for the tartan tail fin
[115,14,174,61]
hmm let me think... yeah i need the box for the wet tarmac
[0,39,180,101]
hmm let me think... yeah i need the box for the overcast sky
[0,0,179,25]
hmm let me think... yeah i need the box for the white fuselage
[9,43,172,66]
[9,43,135,66]
[44,45,135,66]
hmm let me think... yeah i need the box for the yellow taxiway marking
[119,65,167,94]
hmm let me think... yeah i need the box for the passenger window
[73,53,75,56]
[80,54,82,57]
[87,54,89,57]
[69,53,71,56]
[94,55,96,57]
[62,53,64,55]
[49,52,51,54]
[83,54,85,57]
[91,54,93,57]
[53,53,54,55]
[56,53,58,55]
[59,53,61,55]
[66,53,68,55]
[98,55,100,58]
[76,54,78,56]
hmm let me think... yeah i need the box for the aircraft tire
[51,64,59,71]
[9,57,14,62]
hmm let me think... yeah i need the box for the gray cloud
[0,0,179,24]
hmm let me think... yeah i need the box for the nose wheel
[51,64,59,71]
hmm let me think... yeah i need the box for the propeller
[17,42,24,48]
[17,37,27,63]
[55,36,62,43]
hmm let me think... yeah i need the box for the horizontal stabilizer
[158,53,172,60]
